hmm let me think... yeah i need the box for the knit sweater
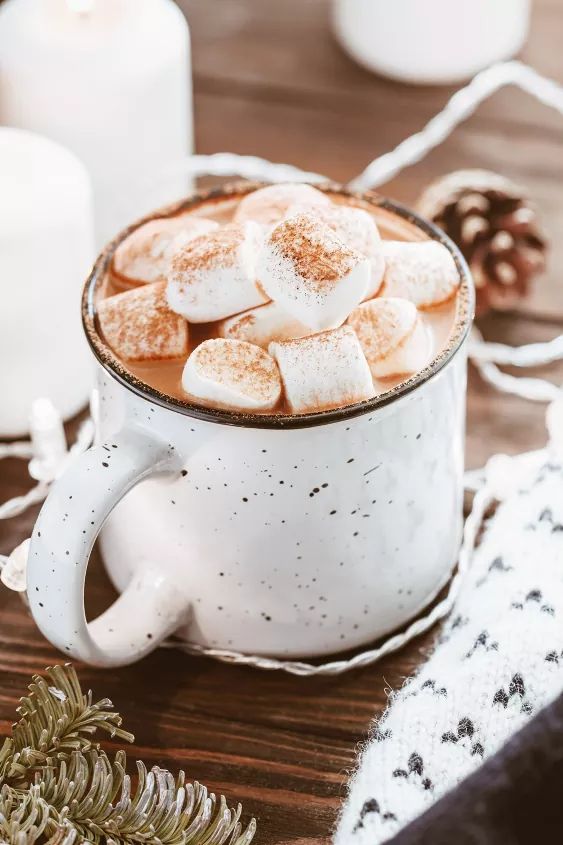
[335,439,563,844]
[390,687,563,844]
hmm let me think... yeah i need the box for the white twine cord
[470,327,563,403]
[350,60,563,190]
[0,441,33,461]
[143,151,326,187]
[2,59,563,673]
[0,481,50,522]
[0,433,47,521]
[118,152,327,223]
[0,419,94,521]
[469,333,563,368]
[473,358,562,403]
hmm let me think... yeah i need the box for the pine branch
[36,751,256,845]
[0,666,256,845]
[5,665,133,785]
[0,784,51,844]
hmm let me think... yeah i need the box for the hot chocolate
[96,182,461,415]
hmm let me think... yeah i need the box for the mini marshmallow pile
[98,184,460,414]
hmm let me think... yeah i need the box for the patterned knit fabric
[390,688,563,843]
[335,442,563,844]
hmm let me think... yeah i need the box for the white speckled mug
[27,184,473,667]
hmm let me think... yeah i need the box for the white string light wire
[0,409,93,521]
[468,328,563,402]
[1,59,562,673]
[142,151,326,187]
[0,481,50,523]
[349,60,563,191]
[0,441,33,461]
[469,332,563,368]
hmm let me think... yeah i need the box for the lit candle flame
[65,0,95,14]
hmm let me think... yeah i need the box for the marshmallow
[98,282,189,362]
[234,183,332,227]
[347,297,431,379]
[167,222,269,322]
[269,326,373,414]
[112,215,218,284]
[257,213,370,332]
[287,203,385,299]
[182,338,282,412]
[380,240,460,308]
[218,301,311,349]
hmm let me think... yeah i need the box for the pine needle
[0,665,256,845]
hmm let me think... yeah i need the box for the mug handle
[27,424,191,667]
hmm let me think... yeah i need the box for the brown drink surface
[97,190,459,413]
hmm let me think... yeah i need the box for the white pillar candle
[332,0,531,85]
[0,0,192,247]
[0,127,95,437]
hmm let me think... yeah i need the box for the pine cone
[417,170,547,314]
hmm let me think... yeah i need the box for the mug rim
[82,181,475,430]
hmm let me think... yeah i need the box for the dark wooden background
[1,2,562,842]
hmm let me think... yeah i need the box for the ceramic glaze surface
[98,351,466,657]
[26,186,473,668]
[28,356,467,665]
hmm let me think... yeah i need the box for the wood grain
[1,2,563,842]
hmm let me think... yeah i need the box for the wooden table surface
[1,2,562,843]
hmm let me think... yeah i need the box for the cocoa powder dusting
[270,213,361,289]
[171,224,244,276]
[229,312,257,333]
[347,300,415,362]
[98,282,188,361]
[195,339,279,402]
[96,189,460,415]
